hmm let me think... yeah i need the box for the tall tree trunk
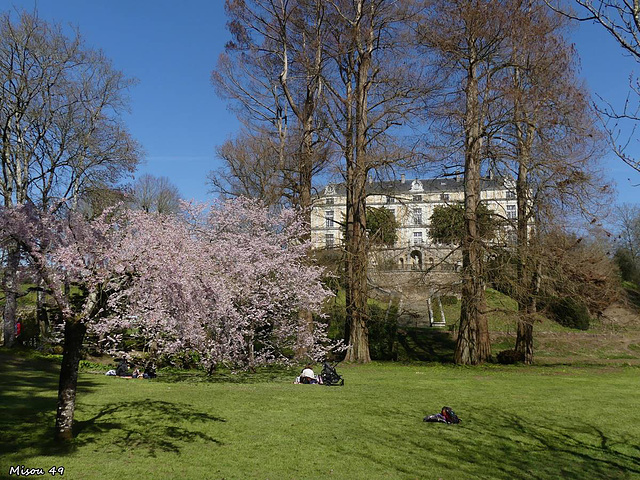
[514,79,536,364]
[344,3,372,363]
[516,229,541,365]
[455,37,491,365]
[278,3,324,358]
[54,319,86,441]
[342,79,355,349]
[2,241,20,348]
[344,164,370,362]
[294,114,316,359]
[514,149,534,364]
[344,123,370,361]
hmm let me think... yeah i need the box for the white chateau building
[311,174,518,271]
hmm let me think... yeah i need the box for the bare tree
[613,203,640,283]
[321,0,427,362]
[499,1,609,363]
[546,0,640,174]
[209,130,299,206]
[130,174,181,214]
[540,228,620,319]
[615,204,640,261]
[0,11,140,347]
[213,0,330,211]
[419,0,515,364]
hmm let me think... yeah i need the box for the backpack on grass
[441,406,460,424]
[423,406,461,424]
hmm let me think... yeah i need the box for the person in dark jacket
[116,359,129,377]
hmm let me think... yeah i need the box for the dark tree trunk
[516,251,541,364]
[455,36,491,365]
[515,317,533,363]
[344,9,372,363]
[515,157,534,364]
[513,75,536,365]
[2,241,20,348]
[294,114,316,360]
[54,319,86,441]
[344,153,371,363]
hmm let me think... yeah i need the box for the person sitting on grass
[143,362,157,379]
[296,364,321,384]
[116,359,129,377]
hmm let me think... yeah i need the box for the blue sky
[2,0,639,207]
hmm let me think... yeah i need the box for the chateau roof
[321,176,507,196]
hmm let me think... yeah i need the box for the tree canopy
[428,203,498,246]
[366,207,400,247]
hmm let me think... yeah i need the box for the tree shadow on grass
[360,409,640,479]
[0,352,99,458]
[156,366,297,385]
[395,327,456,362]
[456,411,640,479]
[0,353,225,460]
[72,400,226,456]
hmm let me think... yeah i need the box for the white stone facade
[311,175,519,270]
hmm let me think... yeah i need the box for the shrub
[547,296,591,330]
[496,349,524,364]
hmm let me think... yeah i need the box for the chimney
[401,174,405,184]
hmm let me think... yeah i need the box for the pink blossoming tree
[0,198,333,441]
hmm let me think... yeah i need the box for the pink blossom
[1,199,337,369]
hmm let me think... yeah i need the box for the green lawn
[1,353,639,479]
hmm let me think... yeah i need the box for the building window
[412,208,422,225]
[326,197,334,205]
[386,196,395,204]
[506,190,516,200]
[507,205,517,219]
[413,231,423,245]
[325,233,334,248]
[440,193,450,202]
[325,210,334,228]
[413,194,422,202]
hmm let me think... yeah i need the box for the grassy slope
[1,353,639,480]
[398,287,640,364]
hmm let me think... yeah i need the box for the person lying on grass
[294,364,322,384]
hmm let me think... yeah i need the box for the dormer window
[410,179,424,192]
[326,197,334,205]
[412,194,422,202]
